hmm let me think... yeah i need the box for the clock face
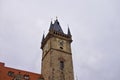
[59,40,64,46]
[58,40,64,49]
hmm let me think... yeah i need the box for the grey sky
[0,0,120,80]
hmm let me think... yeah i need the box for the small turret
[49,21,53,31]
[67,27,71,36]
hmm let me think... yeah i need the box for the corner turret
[67,27,71,36]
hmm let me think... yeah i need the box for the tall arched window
[60,61,64,70]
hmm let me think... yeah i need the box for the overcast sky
[0,0,120,80]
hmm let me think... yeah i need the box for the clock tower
[41,19,74,80]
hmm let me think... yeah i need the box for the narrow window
[60,61,64,70]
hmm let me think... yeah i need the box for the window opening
[60,61,64,70]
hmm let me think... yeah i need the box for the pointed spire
[41,33,45,43]
[49,17,64,33]
[53,18,63,33]
[67,26,71,36]
[49,20,53,31]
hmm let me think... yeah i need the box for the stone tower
[41,19,74,80]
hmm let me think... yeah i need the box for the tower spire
[67,26,71,36]
[49,18,64,33]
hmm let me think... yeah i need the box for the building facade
[0,19,74,80]
[0,62,43,80]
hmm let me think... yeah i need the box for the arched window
[60,61,64,70]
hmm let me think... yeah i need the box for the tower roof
[41,19,72,49]
[49,19,63,33]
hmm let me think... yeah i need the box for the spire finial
[56,16,58,20]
